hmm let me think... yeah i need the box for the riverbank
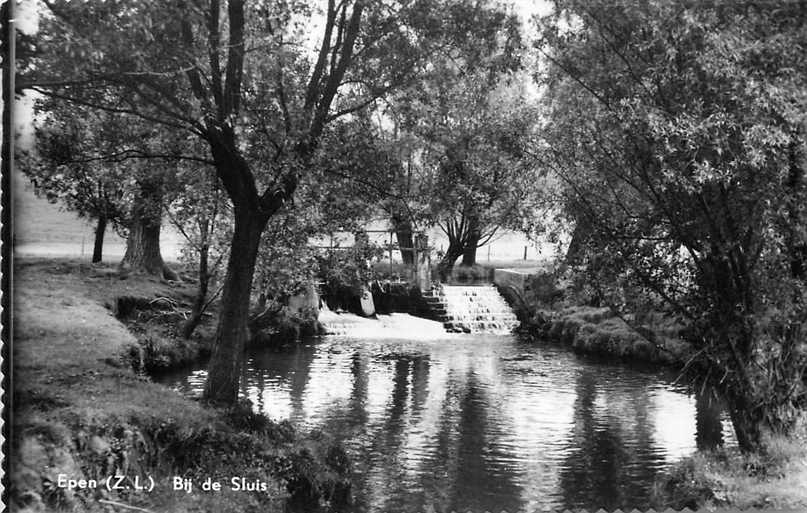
[653,429,807,509]
[509,274,807,510]
[526,307,807,510]
[11,258,351,512]
[494,268,694,366]
[521,306,693,366]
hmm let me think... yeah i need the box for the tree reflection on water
[163,334,727,512]
[558,370,662,510]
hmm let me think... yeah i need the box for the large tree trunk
[92,216,107,263]
[725,393,767,453]
[203,206,268,404]
[461,225,481,266]
[705,296,798,453]
[714,317,804,453]
[392,215,415,265]
[121,177,178,280]
[437,238,464,282]
[122,215,178,279]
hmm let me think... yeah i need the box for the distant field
[12,168,559,266]
[12,169,181,261]
[13,169,110,244]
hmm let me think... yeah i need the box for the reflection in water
[558,371,666,510]
[159,330,731,512]
[450,370,524,512]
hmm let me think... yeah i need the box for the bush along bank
[498,269,693,366]
[116,295,215,374]
[651,428,807,510]
[119,279,324,370]
[521,306,694,366]
[11,259,352,513]
[13,402,352,513]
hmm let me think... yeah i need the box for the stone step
[425,284,518,334]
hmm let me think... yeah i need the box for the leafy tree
[251,117,394,323]
[25,0,519,403]
[351,116,441,266]
[537,0,807,451]
[22,98,188,275]
[414,73,539,279]
[447,78,537,272]
[120,165,181,280]
[20,103,129,263]
[378,6,540,278]
[377,2,526,266]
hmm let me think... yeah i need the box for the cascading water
[318,301,451,339]
[425,284,519,334]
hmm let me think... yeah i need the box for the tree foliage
[24,0,527,403]
[537,0,807,450]
[428,74,540,273]
[19,101,133,261]
[372,5,543,275]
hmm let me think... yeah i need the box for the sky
[512,0,553,22]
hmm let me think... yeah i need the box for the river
[158,315,732,512]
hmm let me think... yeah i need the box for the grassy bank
[526,307,807,510]
[512,276,807,510]
[11,259,350,513]
[653,431,807,510]
[523,305,693,366]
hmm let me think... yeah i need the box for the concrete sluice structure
[318,302,452,339]
[318,283,519,336]
[424,284,519,334]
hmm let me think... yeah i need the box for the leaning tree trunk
[203,206,268,404]
[121,177,178,280]
[437,238,464,282]
[565,216,593,265]
[725,391,768,453]
[92,216,107,263]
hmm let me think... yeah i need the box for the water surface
[160,322,731,512]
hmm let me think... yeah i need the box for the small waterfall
[318,302,452,339]
[424,285,519,334]
[318,302,362,336]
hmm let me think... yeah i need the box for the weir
[424,284,519,334]
[318,302,451,338]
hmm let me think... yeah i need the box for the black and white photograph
[3,0,806,511]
